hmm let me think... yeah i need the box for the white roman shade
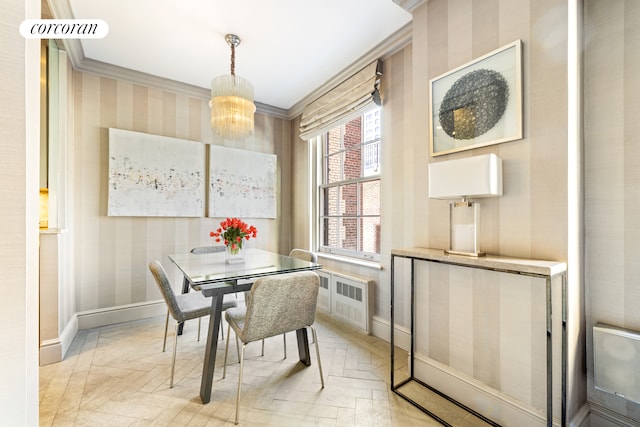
[299,59,382,140]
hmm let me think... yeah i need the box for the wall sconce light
[428,153,503,256]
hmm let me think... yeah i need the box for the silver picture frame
[429,40,523,157]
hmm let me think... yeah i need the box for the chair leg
[283,333,287,359]
[235,343,246,425]
[223,322,232,379]
[170,323,179,388]
[261,339,265,357]
[163,310,170,352]
[310,325,324,388]
[197,318,201,341]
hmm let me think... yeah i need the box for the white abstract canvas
[209,145,277,218]
[108,128,205,217]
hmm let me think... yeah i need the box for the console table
[390,247,567,427]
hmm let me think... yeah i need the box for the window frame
[317,107,381,262]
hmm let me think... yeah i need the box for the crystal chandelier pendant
[210,34,256,139]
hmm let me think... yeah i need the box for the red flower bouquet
[210,217,257,255]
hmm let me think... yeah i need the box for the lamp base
[444,249,486,257]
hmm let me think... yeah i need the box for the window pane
[327,127,342,154]
[363,141,380,176]
[360,216,380,254]
[322,217,338,248]
[343,118,361,149]
[326,152,343,184]
[323,186,339,216]
[320,107,381,258]
[340,183,357,216]
[363,109,381,142]
[340,217,358,251]
[344,146,361,180]
[360,180,380,216]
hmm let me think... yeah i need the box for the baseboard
[39,314,78,366]
[371,315,411,351]
[570,403,591,427]
[60,314,78,359]
[412,354,558,427]
[39,338,62,366]
[588,403,640,427]
[77,300,166,330]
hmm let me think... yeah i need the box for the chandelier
[210,34,256,139]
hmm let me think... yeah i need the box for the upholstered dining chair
[148,260,238,388]
[246,248,319,358]
[222,271,324,424]
[288,248,317,263]
[190,245,236,340]
[190,245,225,254]
[281,249,318,353]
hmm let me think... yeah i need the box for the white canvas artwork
[209,145,277,218]
[108,128,205,217]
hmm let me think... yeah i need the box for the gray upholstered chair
[190,246,225,254]
[190,245,235,340]
[247,248,318,358]
[148,260,237,388]
[223,271,324,424]
[288,248,317,263]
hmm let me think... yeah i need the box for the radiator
[593,322,640,404]
[316,269,374,334]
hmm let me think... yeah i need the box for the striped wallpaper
[291,0,579,423]
[72,71,292,313]
[584,0,640,421]
[64,0,640,423]
[411,1,572,422]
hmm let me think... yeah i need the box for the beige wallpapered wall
[2,0,41,421]
[71,71,292,312]
[292,0,584,423]
[66,0,640,422]
[584,0,640,420]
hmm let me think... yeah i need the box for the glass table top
[168,248,322,291]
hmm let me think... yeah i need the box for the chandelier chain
[230,44,235,76]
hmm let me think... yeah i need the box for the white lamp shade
[428,153,503,199]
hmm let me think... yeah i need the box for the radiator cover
[593,322,640,404]
[316,269,374,334]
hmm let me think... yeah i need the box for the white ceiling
[62,0,412,111]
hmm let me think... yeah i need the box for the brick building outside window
[320,108,380,260]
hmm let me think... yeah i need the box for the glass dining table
[168,248,322,404]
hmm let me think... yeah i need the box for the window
[319,108,381,260]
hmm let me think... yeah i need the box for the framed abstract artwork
[107,128,205,217]
[429,40,523,157]
[209,145,277,219]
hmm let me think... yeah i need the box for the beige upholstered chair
[288,248,317,263]
[190,245,236,340]
[223,271,324,424]
[190,246,225,254]
[148,260,237,388]
[247,249,318,358]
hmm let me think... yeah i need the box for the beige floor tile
[40,314,498,426]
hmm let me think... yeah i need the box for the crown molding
[393,0,429,13]
[74,58,287,117]
[47,0,85,66]
[45,0,408,121]
[287,22,412,120]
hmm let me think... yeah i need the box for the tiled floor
[40,313,494,426]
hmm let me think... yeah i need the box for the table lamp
[428,153,503,256]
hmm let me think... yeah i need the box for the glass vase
[225,244,245,264]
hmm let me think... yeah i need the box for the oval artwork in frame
[429,40,523,157]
